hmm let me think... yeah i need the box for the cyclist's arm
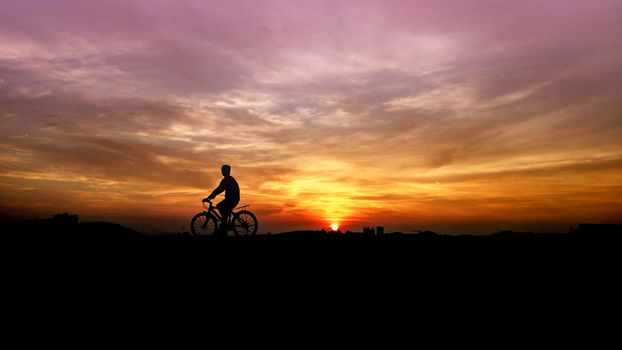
[208,178,226,199]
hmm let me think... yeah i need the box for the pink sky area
[1,0,621,233]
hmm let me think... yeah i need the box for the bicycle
[191,198,258,236]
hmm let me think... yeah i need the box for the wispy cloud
[1,0,621,233]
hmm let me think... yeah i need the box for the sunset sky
[1,0,621,233]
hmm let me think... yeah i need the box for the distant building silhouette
[363,226,375,235]
[376,226,384,235]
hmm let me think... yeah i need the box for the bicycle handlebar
[202,198,213,210]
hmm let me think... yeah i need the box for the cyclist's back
[216,174,240,203]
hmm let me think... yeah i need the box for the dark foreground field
[3,218,621,337]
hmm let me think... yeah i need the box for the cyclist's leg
[215,201,226,234]
[227,199,239,228]
[216,200,234,233]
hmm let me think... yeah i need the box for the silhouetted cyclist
[203,165,240,235]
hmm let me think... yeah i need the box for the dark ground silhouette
[3,213,621,332]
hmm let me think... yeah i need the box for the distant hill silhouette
[3,213,621,242]
[4,212,144,240]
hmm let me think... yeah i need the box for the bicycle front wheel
[232,210,258,236]
[191,212,218,236]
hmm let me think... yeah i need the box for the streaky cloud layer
[1,0,621,233]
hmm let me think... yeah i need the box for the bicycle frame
[203,201,248,224]
[203,201,224,224]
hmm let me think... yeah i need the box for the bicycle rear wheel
[232,210,258,236]
[191,212,218,236]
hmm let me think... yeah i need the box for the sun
[331,223,339,231]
